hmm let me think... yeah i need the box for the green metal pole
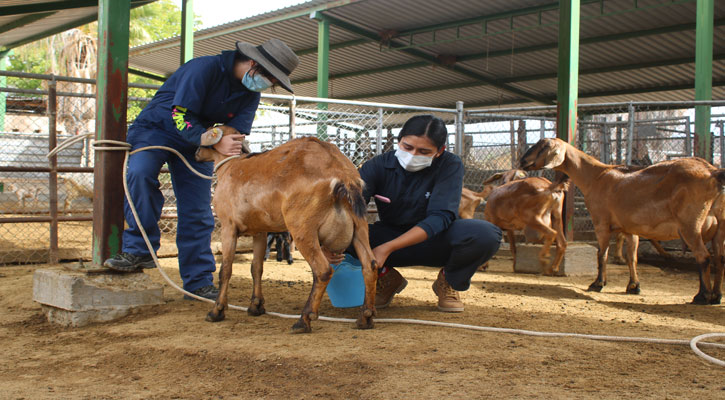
[556,0,580,144]
[695,0,713,161]
[311,11,329,140]
[557,0,580,241]
[93,0,130,266]
[180,0,193,65]
[0,52,8,132]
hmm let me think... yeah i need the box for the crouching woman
[327,115,502,312]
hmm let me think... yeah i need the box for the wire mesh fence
[1,70,724,264]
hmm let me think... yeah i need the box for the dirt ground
[1,251,725,399]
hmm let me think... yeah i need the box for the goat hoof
[710,294,722,305]
[587,282,604,292]
[356,316,375,330]
[308,312,318,321]
[291,320,311,334]
[691,292,711,305]
[626,282,641,295]
[247,304,265,317]
[205,310,225,323]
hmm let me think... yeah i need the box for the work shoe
[375,267,408,309]
[183,285,220,301]
[103,252,156,272]
[432,269,464,312]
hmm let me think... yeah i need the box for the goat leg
[352,224,377,329]
[692,258,714,305]
[611,234,626,265]
[248,233,267,316]
[624,234,641,294]
[588,229,611,292]
[710,226,725,304]
[507,230,517,272]
[206,224,238,323]
[291,237,332,334]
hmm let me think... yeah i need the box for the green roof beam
[461,80,725,109]
[130,0,358,57]
[0,1,154,52]
[129,67,167,82]
[384,0,695,52]
[292,61,428,85]
[317,12,552,105]
[289,19,724,88]
[0,12,56,35]
[295,38,368,56]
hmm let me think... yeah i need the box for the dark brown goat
[520,138,725,304]
[196,129,377,332]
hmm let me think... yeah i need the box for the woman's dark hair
[397,115,448,149]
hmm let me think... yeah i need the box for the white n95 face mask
[395,148,434,172]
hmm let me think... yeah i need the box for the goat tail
[712,169,725,189]
[331,179,367,218]
[549,174,571,193]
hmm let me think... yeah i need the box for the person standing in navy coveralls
[326,115,502,312]
[104,39,299,301]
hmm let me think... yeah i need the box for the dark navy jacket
[359,150,463,238]
[133,50,260,145]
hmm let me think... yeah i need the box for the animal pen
[1,70,724,265]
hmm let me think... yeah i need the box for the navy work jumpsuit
[123,50,260,292]
[354,150,502,291]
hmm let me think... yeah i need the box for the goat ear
[542,141,566,169]
[195,147,215,162]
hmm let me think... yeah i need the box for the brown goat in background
[520,138,725,304]
[483,175,570,275]
[196,128,377,333]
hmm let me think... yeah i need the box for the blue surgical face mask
[242,70,272,92]
[395,148,434,172]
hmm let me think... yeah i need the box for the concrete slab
[513,242,598,277]
[33,267,164,327]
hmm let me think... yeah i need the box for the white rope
[48,139,725,366]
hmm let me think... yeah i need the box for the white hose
[47,139,725,366]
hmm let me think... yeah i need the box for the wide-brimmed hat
[236,39,299,93]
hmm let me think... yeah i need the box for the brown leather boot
[375,267,408,308]
[432,269,464,312]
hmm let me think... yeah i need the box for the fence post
[539,120,545,141]
[509,120,515,169]
[289,97,296,139]
[720,121,724,168]
[615,116,622,164]
[455,101,465,157]
[603,122,607,163]
[376,107,383,155]
[48,79,59,264]
[626,102,634,165]
[685,116,692,157]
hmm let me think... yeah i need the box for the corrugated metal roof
[0,1,155,50]
[5,0,722,109]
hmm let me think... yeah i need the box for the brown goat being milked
[196,128,378,333]
[520,138,725,304]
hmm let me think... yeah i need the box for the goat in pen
[196,128,378,333]
[519,138,725,304]
[483,175,570,275]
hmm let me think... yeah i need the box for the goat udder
[318,209,354,253]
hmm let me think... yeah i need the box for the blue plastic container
[326,254,365,308]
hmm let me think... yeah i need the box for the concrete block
[513,242,598,277]
[33,268,164,327]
